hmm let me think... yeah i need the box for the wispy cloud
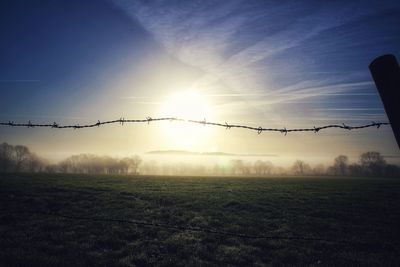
[110,1,396,96]
[110,0,398,128]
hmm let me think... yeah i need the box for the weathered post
[369,54,400,149]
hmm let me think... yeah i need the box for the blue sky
[0,0,399,164]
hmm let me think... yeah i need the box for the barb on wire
[0,117,391,134]
[372,121,381,129]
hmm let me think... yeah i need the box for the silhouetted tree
[26,153,45,172]
[359,151,386,176]
[262,161,273,175]
[254,160,273,176]
[242,162,252,175]
[14,145,31,171]
[333,155,349,176]
[129,155,142,174]
[0,143,46,173]
[0,142,14,172]
[291,160,310,176]
[56,154,142,174]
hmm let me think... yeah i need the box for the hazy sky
[1,0,400,165]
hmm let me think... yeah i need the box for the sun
[161,90,210,120]
[160,90,212,149]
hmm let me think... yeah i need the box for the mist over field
[2,142,400,177]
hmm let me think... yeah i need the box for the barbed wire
[0,117,390,134]
[1,207,382,246]
[0,189,395,246]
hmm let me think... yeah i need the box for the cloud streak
[110,1,398,92]
[111,0,399,128]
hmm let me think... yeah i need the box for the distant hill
[145,150,277,157]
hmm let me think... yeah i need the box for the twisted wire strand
[1,208,383,246]
[0,117,390,134]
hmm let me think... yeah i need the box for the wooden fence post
[369,54,400,149]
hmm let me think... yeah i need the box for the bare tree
[359,151,386,176]
[0,143,45,173]
[128,155,142,174]
[333,155,348,176]
[13,145,31,171]
[262,161,273,175]
[0,143,14,172]
[26,153,45,172]
[291,160,310,176]
[231,159,244,175]
[254,160,273,176]
[119,158,131,174]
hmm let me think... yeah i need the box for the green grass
[0,173,399,266]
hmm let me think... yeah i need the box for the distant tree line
[52,154,142,175]
[140,152,400,177]
[0,143,141,175]
[1,142,399,177]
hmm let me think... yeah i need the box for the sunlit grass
[0,173,399,266]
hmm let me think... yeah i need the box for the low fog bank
[1,142,400,177]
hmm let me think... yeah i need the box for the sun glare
[160,90,212,149]
[162,90,210,120]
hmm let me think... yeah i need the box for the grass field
[0,173,399,266]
